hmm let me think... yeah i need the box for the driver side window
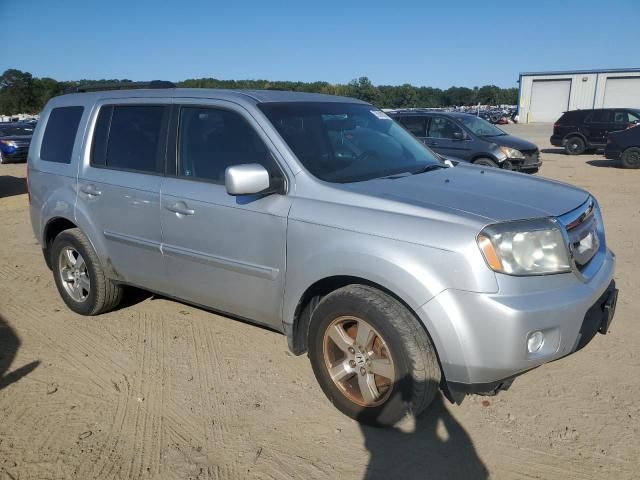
[427,117,462,139]
[178,107,275,184]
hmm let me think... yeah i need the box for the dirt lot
[0,123,638,480]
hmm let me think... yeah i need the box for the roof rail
[65,80,176,94]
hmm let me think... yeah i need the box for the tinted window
[588,110,613,123]
[40,106,84,163]
[107,106,166,172]
[428,117,463,139]
[90,106,113,167]
[259,102,442,183]
[399,117,427,137]
[614,110,640,123]
[178,107,273,184]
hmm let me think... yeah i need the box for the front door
[425,115,472,158]
[160,103,290,329]
[78,102,169,290]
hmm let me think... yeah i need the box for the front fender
[283,219,498,344]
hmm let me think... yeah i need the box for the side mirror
[453,131,466,140]
[225,164,271,196]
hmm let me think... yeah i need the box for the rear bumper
[550,135,564,147]
[417,248,616,390]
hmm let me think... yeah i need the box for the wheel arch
[42,216,78,269]
[287,274,454,400]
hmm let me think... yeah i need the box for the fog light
[527,331,544,353]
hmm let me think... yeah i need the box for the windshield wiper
[410,164,447,175]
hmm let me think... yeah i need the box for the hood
[482,133,537,151]
[340,164,588,223]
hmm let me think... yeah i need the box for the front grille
[561,199,601,272]
[521,149,540,166]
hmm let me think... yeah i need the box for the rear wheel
[473,157,498,168]
[565,136,586,155]
[308,285,441,427]
[51,228,123,315]
[620,147,640,169]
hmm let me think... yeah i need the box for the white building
[518,68,640,123]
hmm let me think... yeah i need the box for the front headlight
[499,146,524,159]
[477,218,571,275]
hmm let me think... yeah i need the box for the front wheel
[308,285,441,427]
[473,157,498,168]
[620,147,640,169]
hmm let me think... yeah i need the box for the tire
[308,284,441,427]
[620,147,640,169]
[473,157,498,168]
[51,228,123,315]
[564,136,586,155]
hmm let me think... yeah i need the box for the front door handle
[428,141,438,146]
[80,184,102,196]
[166,202,195,216]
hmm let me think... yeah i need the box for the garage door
[529,80,571,122]
[603,77,640,108]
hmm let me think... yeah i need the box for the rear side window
[40,106,84,163]
[398,116,427,137]
[91,105,168,173]
[558,110,585,124]
[587,110,613,123]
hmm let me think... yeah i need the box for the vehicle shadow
[358,378,488,480]
[0,176,27,199]
[586,159,624,169]
[0,314,40,390]
[540,148,566,155]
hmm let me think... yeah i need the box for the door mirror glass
[453,131,465,140]
[225,164,271,196]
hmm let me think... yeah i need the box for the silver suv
[28,85,618,427]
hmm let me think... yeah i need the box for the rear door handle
[166,202,195,216]
[428,142,438,146]
[80,184,102,196]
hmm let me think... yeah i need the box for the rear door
[585,110,613,145]
[160,101,291,329]
[78,101,169,290]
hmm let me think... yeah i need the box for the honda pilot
[28,84,618,427]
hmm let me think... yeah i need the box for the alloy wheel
[322,316,395,407]
[58,247,90,302]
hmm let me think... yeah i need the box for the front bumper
[417,248,616,392]
[604,145,621,160]
[0,148,29,163]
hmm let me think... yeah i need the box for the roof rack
[65,80,176,94]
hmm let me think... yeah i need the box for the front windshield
[455,115,505,136]
[259,102,442,183]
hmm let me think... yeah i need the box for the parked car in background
[550,108,640,155]
[0,122,34,164]
[605,123,640,168]
[29,86,616,427]
[388,110,541,173]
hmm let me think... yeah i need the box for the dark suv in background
[388,110,541,173]
[0,122,34,164]
[550,108,640,155]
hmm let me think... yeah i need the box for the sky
[1,0,639,89]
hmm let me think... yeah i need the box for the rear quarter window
[40,106,84,163]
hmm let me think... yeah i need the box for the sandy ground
[0,123,638,480]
